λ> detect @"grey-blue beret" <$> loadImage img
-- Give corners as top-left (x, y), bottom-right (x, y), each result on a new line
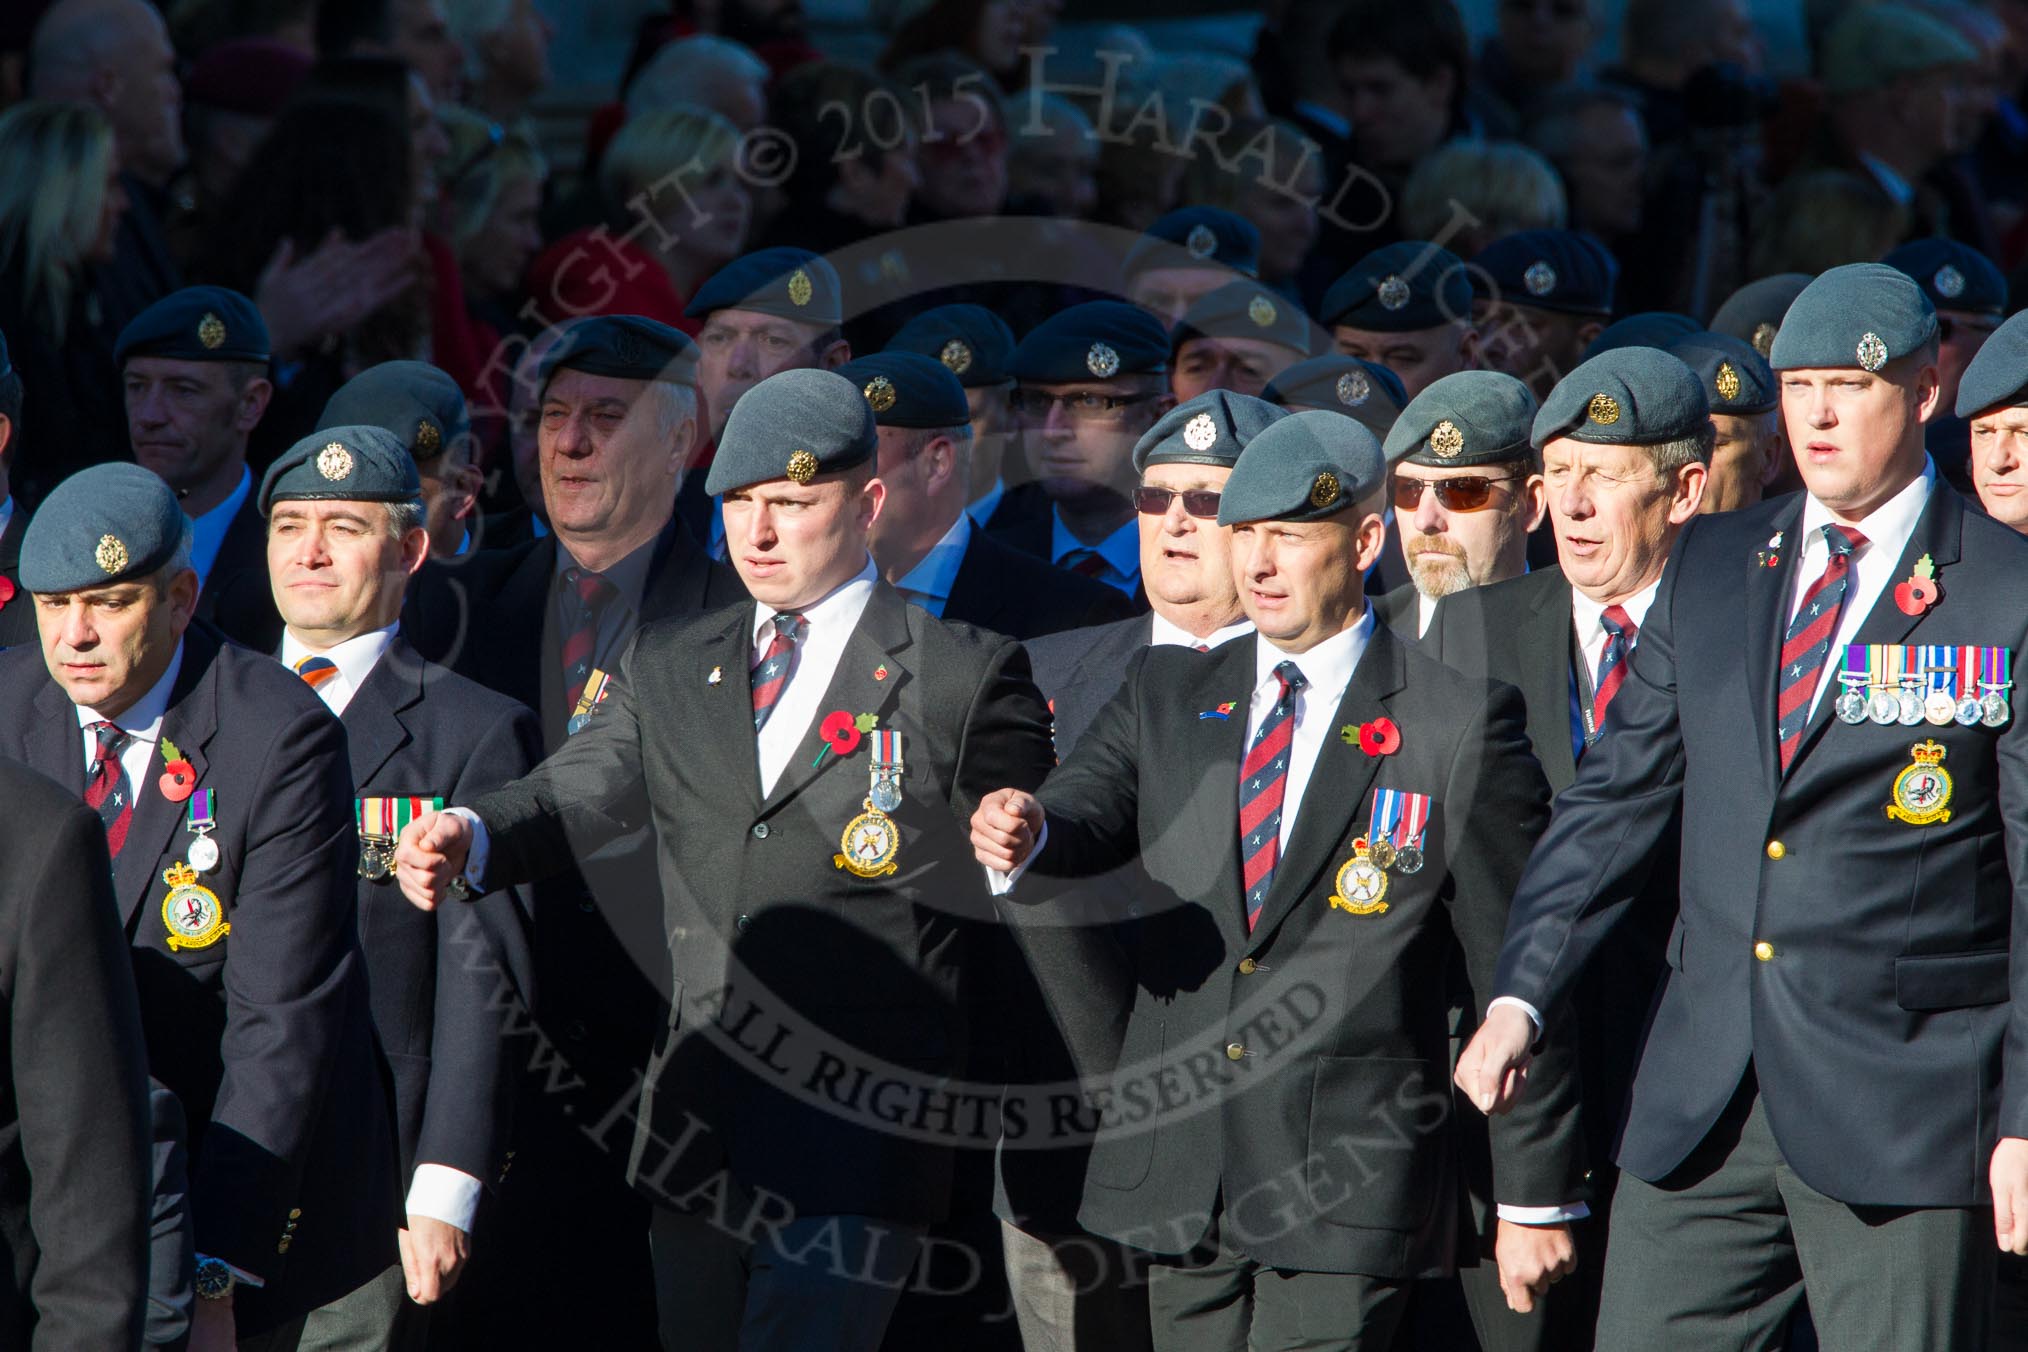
top-left (1012, 302), bottom-right (1169, 383)
top-left (1172, 282), bottom-right (1312, 357)
top-left (1954, 310), bottom-right (2028, 419)
top-left (836, 351), bottom-right (970, 429)
top-left (115, 285), bottom-right (270, 366)
top-left (685, 247), bottom-right (844, 327)
top-left (1668, 332), bottom-right (1778, 416)
top-left (1533, 347), bottom-right (1710, 449)
top-left (1262, 355), bottom-right (1408, 440)
top-left (1710, 273), bottom-right (1811, 359)
top-left (705, 368), bottom-right (877, 495)
top-left (886, 304), bottom-right (1016, 387)
top-left (1472, 230), bottom-right (1618, 318)
top-left (259, 425), bottom-right (422, 514)
top-left (20, 464), bottom-right (186, 592)
top-left (1884, 238), bottom-right (2007, 317)
top-left (1385, 370), bottom-right (1538, 467)
top-left (537, 314), bottom-right (696, 389)
top-left (1583, 311), bottom-right (1702, 360)
top-left (1133, 390), bottom-right (1287, 473)
top-left (1217, 409), bottom-right (1386, 526)
top-left (1321, 241), bottom-right (1473, 333)
top-left (316, 360), bottom-right (470, 463)
top-left (1125, 206), bottom-right (1261, 278)
top-left (1768, 262), bottom-right (1938, 372)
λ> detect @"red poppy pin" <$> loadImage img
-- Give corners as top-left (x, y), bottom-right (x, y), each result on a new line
top-left (158, 736), bottom-right (196, 802)
top-left (811, 711), bottom-right (879, 767)
top-left (1353, 718), bottom-right (1400, 757)
top-left (0, 575), bottom-right (14, 610)
top-left (1894, 554), bottom-right (1939, 617)
top-left (1198, 700), bottom-right (1238, 721)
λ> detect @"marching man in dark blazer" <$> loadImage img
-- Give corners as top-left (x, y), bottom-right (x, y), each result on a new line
top-left (1422, 348), bottom-right (1711, 1351)
top-left (0, 463), bottom-right (400, 1349)
top-left (0, 759), bottom-right (155, 1350)
top-left (846, 349), bottom-right (1134, 639)
top-left (261, 423), bottom-right (541, 1347)
top-left (116, 286), bottom-right (283, 652)
top-left (1458, 263), bottom-right (2028, 1348)
top-left (392, 367), bottom-right (1057, 1352)
top-left (972, 410), bottom-right (1586, 1350)
top-left (1026, 389), bottom-right (1285, 759)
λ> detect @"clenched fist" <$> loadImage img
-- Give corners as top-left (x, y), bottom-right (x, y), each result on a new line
top-left (394, 810), bottom-right (474, 911)
top-left (971, 788), bottom-right (1045, 874)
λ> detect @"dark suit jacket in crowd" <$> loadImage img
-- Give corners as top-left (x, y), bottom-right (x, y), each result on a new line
top-left (1021, 625), bottom-right (1584, 1276)
top-left (341, 637), bottom-right (541, 1191)
top-left (468, 583), bottom-right (1055, 1225)
top-left (1372, 583), bottom-right (1420, 642)
top-left (943, 522), bottom-right (1138, 641)
top-left (0, 628), bottom-right (401, 1336)
top-left (983, 491), bottom-right (1151, 616)
top-left (1495, 483), bottom-right (2028, 1206)
top-left (0, 760), bottom-right (154, 1351)
top-left (197, 493), bottom-right (283, 654)
top-left (1026, 614), bottom-right (1155, 760)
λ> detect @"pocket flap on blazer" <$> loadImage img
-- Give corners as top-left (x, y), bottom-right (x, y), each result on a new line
top-left (1894, 951), bottom-right (2009, 1011)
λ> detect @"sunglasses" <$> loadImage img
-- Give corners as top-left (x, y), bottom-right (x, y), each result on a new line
top-left (1133, 486), bottom-right (1223, 518)
top-left (1392, 475), bottom-right (1521, 512)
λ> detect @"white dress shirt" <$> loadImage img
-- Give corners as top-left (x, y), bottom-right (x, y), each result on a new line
top-left (280, 625), bottom-right (397, 716)
top-left (188, 467), bottom-right (252, 588)
top-left (1788, 459), bottom-right (1933, 717)
top-left (1149, 611), bottom-right (1254, 650)
top-left (893, 514), bottom-right (972, 618)
top-left (1571, 578), bottom-right (1662, 690)
top-left (1049, 510), bottom-right (1140, 596)
top-left (753, 560), bottom-right (878, 796)
top-left (1416, 589), bottom-right (1437, 639)
top-left (1240, 612), bottom-right (1372, 860)
top-left (77, 642), bottom-right (185, 792)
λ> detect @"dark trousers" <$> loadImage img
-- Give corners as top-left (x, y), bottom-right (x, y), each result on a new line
top-left (1146, 1213), bottom-right (1410, 1352)
top-left (1000, 1220), bottom-right (1154, 1352)
top-left (1596, 1077), bottom-right (1993, 1351)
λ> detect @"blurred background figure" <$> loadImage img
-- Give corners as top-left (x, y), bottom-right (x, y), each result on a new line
top-left (1399, 139), bottom-right (1568, 257)
top-left (439, 105), bottom-right (548, 343)
top-left (444, 0), bottom-right (553, 128)
top-left (1002, 92), bottom-right (1098, 219)
top-left (896, 53), bottom-right (1011, 222)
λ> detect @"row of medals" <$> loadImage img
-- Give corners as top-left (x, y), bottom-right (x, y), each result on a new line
top-left (1835, 678), bottom-right (2012, 729)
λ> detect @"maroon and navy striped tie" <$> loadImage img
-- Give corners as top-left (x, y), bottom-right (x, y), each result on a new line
top-left (82, 721), bottom-right (134, 858)
top-left (750, 612), bottom-right (806, 732)
top-left (560, 569), bottom-right (616, 718)
top-left (1239, 661), bottom-right (1305, 932)
top-left (1777, 524), bottom-right (1866, 770)
top-left (1591, 604), bottom-right (1637, 731)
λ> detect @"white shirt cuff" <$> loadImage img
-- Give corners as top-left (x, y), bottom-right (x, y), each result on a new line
top-left (1488, 995), bottom-right (1543, 1035)
top-left (405, 1163), bottom-right (483, 1232)
top-left (1497, 1202), bottom-right (1590, 1225)
top-left (986, 821), bottom-right (1048, 896)
top-left (445, 807), bottom-right (490, 891)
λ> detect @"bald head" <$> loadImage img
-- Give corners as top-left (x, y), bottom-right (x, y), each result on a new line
top-left (30, 0), bottom-right (183, 185)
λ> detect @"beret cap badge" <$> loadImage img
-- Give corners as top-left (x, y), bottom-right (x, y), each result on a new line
top-left (1183, 412), bottom-right (1219, 451)
top-left (785, 449), bottom-right (819, 484)
top-left (863, 376), bottom-right (897, 413)
top-left (1523, 261), bottom-right (1557, 297)
top-left (1856, 332), bottom-right (1889, 373)
top-left (197, 313), bottom-right (226, 350)
top-left (95, 534), bottom-right (129, 575)
top-left (1429, 419), bottom-right (1464, 458)
top-left (1934, 265), bottom-right (1965, 299)
top-left (1186, 223), bottom-right (1218, 258)
top-left (787, 269), bottom-right (814, 307)
top-left (1751, 322), bottom-right (1777, 357)
top-left (1586, 393), bottom-right (1622, 425)
top-left (939, 339), bottom-right (972, 375)
top-left (414, 420), bottom-right (442, 455)
top-left (1377, 275), bottom-right (1411, 312)
top-left (1715, 362), bottom-right (1741, 403)
top-left (1309, 471), bottom-right (1341, 508)
top-left (1086, 342), bottom-right (1120, 378)
top-left (1337, 371), bottom-right (1371, 406)
top-left (1247, 293), bottom-right (1278, 327)
top-left (316, 441), bottom-right (355, 481)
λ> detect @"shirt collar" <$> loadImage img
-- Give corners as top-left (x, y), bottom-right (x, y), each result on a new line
top-left (1857, 152), bottom-right (1916, 207)
top-left (281, 624), bottom-right (398, 692)
top-left (1150, 610), bottom-right (1254, 649)
top-left (967, 477), bottom-right (1006, 527)
top-left (1570, 574), bottom-right (1663, 642)
top-left (1797, 456), bottom-right (1934, 564)
top-left (0, 495), bottom-right (13, 543)
top-left (893, 513), bottom-right (971, 603)
top-left (752, 556), bottom-right (879, 645)
top-left (1252, 604), bottom-right (1375, 702)
top-left (556, 526), bottom-right (662, 609)
top-left (76, 638), bottom-right (185, 743)
top-left (1049, 510), bottom-right (1140, 580)
top-left (193, 467), bottom-right (252, 529)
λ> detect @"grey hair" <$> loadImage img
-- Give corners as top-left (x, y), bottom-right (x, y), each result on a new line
top-left (1647, 422), bottom-right (1716, 476)
top-left (386, 499), bottom-right (428, 539)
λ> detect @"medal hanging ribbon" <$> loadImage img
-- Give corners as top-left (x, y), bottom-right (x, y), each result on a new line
top-left (1869, 645), bottom-right (1890, 697)
top-left (868, 730), bottom-right (905, 813)
top-left (567, 669), bottom-right (611, 736)
top-left (1959, 645), bottom-right (1977, 703)
top-left (355, 798), bottom-right (445, 844)
top-left (1369, 786), bottom-right (1404, 846)
top-left (1367, 787), bottom-right (1431, 874)
top-left (187, 788), bottom-right (216, 834)
top-left (1841, 644), bottom-right (1867, 687)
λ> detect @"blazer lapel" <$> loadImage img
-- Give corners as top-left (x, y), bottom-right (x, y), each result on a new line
top-left (1245, 627), bottom-right (1403, 949)
top-left (342, 641), bottom-right (422, 789)
top-left (1746, 496), bottom-right (1809, 787)
top-left (640, 520), bottom-right (716, 622)
top-left (1182, 642), bottom-right (1254, 955)
top-left (1525, 576), bottom-right (1579, 792)
top-left (26, 679), bottom-right (81, 792)
top-left (694, 604), bottom-right (766, 806)
top-left (119, 635), bottom-right (220, 926)
top-left (1788, 484), bottom-right (1965, 772)
top-left (761, 587), bottom-right (915, 815)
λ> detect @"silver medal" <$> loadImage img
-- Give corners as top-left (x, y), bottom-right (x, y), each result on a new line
top-left (1957, 695), bottom-right (1984, 726)
top-left (358, 840), bottom-right (393, 882)
top-left (1868, 690), bottom-right (1900, 725)
top-left (1394, 846), bottom-right (1423, 874)
top-left (1836, 688), bottom-right (1868, 725)
top-left (870, 776), bottom-right (902, 813)
top-left (1983, 691), bottom-right (2011, 728)
top-left (1897, 687), bottom-right (1925, 726)
top-left (187, 833), bottom-right (220, 873)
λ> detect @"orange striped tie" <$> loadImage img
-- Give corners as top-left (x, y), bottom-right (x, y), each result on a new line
top-left (296, 655), bottom-right (339, 689)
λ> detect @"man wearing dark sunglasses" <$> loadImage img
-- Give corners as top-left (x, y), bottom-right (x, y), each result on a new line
top-left (1377, 371), bottom-right (1546, 639)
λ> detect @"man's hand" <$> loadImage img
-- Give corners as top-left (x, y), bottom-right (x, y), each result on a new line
top-left (1993, 1137), bottom-right (2028, 1253)
top-left (1455, 1003), bottom-right (1536, 1115)
top-left (971, 789), bottom-right (1044, 874)
top-left (188, 1294), bottom-right (235, 1351)
top-left (395, 810), bottom-right (474, 912)
top-left (255, 227), bottom-right (421, 357)
top-left (399, 1216), bottom-right (471, 1304)
top-left (1494, 1219), bottom-right (1576, 1314)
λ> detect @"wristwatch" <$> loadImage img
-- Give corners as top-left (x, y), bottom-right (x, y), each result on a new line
top-left (445, 873), bottom-right (473, 903)
top-left (194, 1255), bottom-right (235, 1301)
